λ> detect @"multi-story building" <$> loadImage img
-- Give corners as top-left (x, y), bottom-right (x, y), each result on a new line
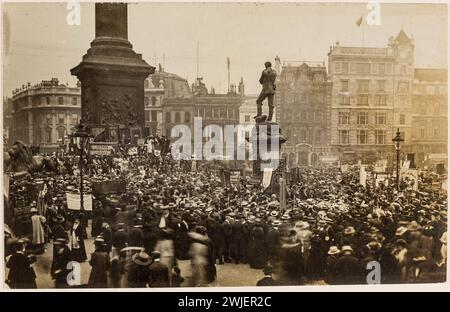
top-left (3, 97), bottom-right (14, 147)
top-left (193, 81), bottom-right (244, 157)
top-left (144, 76), bottom-right (164, 136)
top-left (411, 68), bottom-right (448, 168)
top-left (328, 30), bottom-right (415, 164)
top-left (11, 78), bottom-right (81, 152)
top-left (276, 62), bottom-right (332, 167)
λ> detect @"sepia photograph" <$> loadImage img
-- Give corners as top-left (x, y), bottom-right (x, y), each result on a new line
top-left (1, 1), bottom-right (448, 291)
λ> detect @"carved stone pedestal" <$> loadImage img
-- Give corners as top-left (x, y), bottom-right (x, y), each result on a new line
top-left (71, 3), bottom-right (154, 139)
top-left (247, 120), bottom-right (287, 184)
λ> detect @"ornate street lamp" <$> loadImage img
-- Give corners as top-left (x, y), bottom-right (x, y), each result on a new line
top-left (392, 128), bottom-right (404, 191)
top-left (71, 120), bottom-right (92, 211)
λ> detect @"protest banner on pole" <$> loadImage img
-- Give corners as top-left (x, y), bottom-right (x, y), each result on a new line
top-left (262, 168), bottom-right (273, 189)
top-left (359, 165), bottom-right (366, 188)
top-left (66, 193), bottom-right (93, 211)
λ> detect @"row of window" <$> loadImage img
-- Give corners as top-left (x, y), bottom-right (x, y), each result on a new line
top-left (414, 84), bottom-right (447, 95)
top-left (338, 112), bottom-right (406, 125)
top-left (285, 129), bottom-right (323, 144)
top-left (338, 129), bottom-right (388, 145)
top-left (282, 93), bottom-right (327, 104)
top-left (339, 80), bottom-right (409, 93)
top-left (283, 110), bottom-right (324, 122)
top-left (144, 96), bottom-right (160, 107)
top-left (39, 96), bottom-right (78, 106)
top-left (339, 94), bottom-right (387, 106)
top-left (334, 62), bottom-right (409, 75)
top-left (166, 111), bottom-right (191, 124)
top-left (45, 113), bottom-right (78, 125)
top-left (195, 108), bottom-right (239, 120)
top-left (145, 110), bottom-right (159, 122)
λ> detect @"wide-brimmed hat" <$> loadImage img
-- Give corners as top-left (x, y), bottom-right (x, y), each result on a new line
top-left (94, 236), bottom-right (105, 245)
top-left (328, 246), bottom-right (340, 255)
top-left (132, 251), bottom-right (152, 266)
top-left (366, 241), bottom-right (382, 252)
top-left (395, 226), bottom-right (408, 236)
top-left (272, 220), bottom-right (282, 226)
top-left (408, 221), bottom-right (422, 232)
top-left (295, 221), bottom-right (310, 230)
top-left (281, 213), bottom-right (290, 220)
top-left (30, 207), bottom-right (38, 213)
top-left (341, 245), bottom-right (354, 253)
top-left (343, 226), bottom-right (356, 235)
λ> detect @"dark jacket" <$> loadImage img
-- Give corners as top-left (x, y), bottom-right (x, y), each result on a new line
top-left (148, 260), bottom-right (170, 287)
top-left (6, 252), bottom-right (37, 289)
top-left (88, 251), bottom-right (110, 288)
top-left (259, 67), bottom-right (277, 94)
top-left (334, 254), bottom-right (362, 285)
top-left (256, 276), bottom-right (278, 286)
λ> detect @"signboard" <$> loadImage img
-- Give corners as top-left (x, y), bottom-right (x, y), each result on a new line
top-left (229, 170), bottom-right (242, 188)
top-left (374, 159), bottom-right (387, 173)
top-left (375, 173), bottom-right (389, 187)
top-left (89, 143), bottom-right (116, 156)
top-left (319, 156), bottom-right (339, 164)
top-left (66, 193), bottom-right (93, 211)
top-left (92, 181), bottom-right (126, 195)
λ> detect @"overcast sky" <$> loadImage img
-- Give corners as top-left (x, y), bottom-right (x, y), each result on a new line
top-left (2, 2), bottom-right (448, 96)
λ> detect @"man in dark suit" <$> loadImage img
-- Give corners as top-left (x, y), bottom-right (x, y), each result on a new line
top-left (148, 251), bottom-right (170, 287)
top-left (334, 246), bottom-right (362, 285)
top-left (255, 61), bottom-right (277, 121)
top-left (256, 265), bottom-right (278, 286)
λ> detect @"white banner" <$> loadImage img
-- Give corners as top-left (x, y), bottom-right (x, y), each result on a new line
top-left (442, 179), bottom-right (448, 191)
top-left (359, 166), bottom-right (366, 188)
top-left (262, 169), bottom-right (273, 189)
top-left (66, 193), bottom-right (93, 211)
top-left (340, 164), bottom-right (349, 173)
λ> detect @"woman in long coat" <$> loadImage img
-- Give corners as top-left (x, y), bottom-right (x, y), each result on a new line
top-left (30, 207), bottom-right (46, 253)
top-left (248, 220), bottom-right (267, 269)
top-left (70, 216), bottom-right (87, 262)
top-left (88, 237), bottom-right (111, 288)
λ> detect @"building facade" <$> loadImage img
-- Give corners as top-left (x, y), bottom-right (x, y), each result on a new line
top-left (3, 97), bottom-right (14, 147)
top-left (144, 76), bottom-right (164, 136)
top-left (411, 68), bottom-right (448, 168)
top-left (11, 78), bottom-right (81, 152)
top-left (328, 30), bottom-right (415, 164)
top-left (276, 62), bottom-right (332, 167)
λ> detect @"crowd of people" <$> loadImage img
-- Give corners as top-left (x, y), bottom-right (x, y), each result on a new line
top-left (4, 148), bottom-right (448, 288)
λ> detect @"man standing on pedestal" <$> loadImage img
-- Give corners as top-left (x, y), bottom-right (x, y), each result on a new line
top-left (255, 61), bottom-right (277, 122)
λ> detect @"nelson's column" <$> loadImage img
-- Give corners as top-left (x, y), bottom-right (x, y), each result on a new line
top-left (71, 3), bottom-right (154, 141)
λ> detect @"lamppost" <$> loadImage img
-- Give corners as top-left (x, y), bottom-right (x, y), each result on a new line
top-left (71, 120), bottom-right (92, 211)
top-left (392, 128), bottom-right (404, 191)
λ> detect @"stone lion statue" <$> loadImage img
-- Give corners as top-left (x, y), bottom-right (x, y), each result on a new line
top-left (4, 141), bottom-right (55, 175)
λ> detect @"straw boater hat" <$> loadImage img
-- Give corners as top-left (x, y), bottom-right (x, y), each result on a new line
top-left (132, 251), bottom-right (152, 266)
top-left (395, 226), bottom-right (408, 236)
top-left (343, 226), bottom-right (356, 235)
top-left (328, 246), bottom-right (340, 255)
top-left (341, 245), bottom-right (354, 254)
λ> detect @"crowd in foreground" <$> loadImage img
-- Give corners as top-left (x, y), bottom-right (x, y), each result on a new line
top-left (4, 151), bottom-right (448, 288)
